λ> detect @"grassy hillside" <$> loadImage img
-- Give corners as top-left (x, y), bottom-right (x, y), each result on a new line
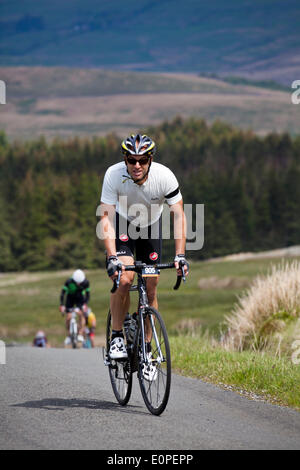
top-left (1, 67), bottom-right (279, 98)
top-left (1, 257), bottom-right (299, 346)
top-left (1, 67), bottom-right (299, 140)
top-left (0, 1), bottom-right (299, 84)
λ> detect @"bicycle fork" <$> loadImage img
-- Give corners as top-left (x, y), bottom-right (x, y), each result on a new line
top-left (139, 308), bottom-right (164, 365)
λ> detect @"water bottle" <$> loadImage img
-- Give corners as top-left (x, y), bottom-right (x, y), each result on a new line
top-left (127, 313), bottom-right (138, 343)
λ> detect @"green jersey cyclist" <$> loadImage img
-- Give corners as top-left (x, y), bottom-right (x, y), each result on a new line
top-left (59, 269), bottom-right (90, 346)
top-left (99, 134), bottom-right (189, 361)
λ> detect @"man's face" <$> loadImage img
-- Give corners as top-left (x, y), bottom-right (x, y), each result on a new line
top-left (125, 155), bottom-right (151, 183)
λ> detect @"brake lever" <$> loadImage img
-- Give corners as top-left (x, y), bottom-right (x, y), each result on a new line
top-left (173, 262), bottom-right (186, 290)
top-left (111, 268), bottom-right (122, 293)
top-left (181, 265), bottom-right (186, 282)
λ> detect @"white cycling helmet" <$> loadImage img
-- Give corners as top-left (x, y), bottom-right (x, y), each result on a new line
top-left (35, 331), bottom-right (46, 339)
top-left (72, 269), bottom-right (85, 284)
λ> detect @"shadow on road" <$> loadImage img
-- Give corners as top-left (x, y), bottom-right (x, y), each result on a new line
top-left (11, 398), bottom-right (147, 415)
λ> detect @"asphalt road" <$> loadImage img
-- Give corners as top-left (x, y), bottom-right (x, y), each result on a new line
top-left (0, 347), bottom-right (300, 450)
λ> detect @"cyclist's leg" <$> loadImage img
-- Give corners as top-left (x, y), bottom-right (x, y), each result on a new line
top-left (65, 296), bottom-right (75, 333)
top-left (137, 218), bottom-right (162, 297)
top-left (89, 327), bottom-right (96, 347)
top-left (111, 213), bottom-right (136, 331)
top-left (110, 255), bottom-right (134, 331)
top-left (75, 298), bottom-right (86, 337)
top-left (136, 217), bottom-right (162, 343)
top-left (146, 276), bottom-right (159, 309)
top-left (78, 312), bottom-right (85, 337)
top-left (65, 312), bottom-right (72, 331)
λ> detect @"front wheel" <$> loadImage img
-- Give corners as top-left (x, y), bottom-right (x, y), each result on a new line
top-left (70, 319), bottom-right (78, 349)
top-left (138, 307), bottom-right (171, 416)
top-left (106, 310), bottom-right (132, 406)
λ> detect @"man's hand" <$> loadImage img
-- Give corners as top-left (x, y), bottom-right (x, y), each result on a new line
top-left (174, 254), bottom-right (189, 277)
top-left (106, 255), bottom-right (124, 279)
top-left (59, 305), bottom-right (66, 315)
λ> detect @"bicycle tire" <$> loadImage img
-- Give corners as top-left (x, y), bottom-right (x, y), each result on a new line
top-left (106, 310), bottom-right (133, 406)
top-left (70, 320), bottom-right (77, 349)
top-left (137, 307), bottom-right (171, 416)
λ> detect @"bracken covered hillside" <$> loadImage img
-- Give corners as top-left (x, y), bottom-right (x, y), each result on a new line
top-left (0, 0), bottom-right (299, 84)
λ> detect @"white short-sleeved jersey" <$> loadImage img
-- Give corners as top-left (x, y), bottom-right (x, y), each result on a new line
top-left (101, 161), bottom-right (182, 227)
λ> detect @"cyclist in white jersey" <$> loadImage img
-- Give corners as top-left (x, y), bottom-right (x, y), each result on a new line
top-left (100, 134), bottom-right (189, 359)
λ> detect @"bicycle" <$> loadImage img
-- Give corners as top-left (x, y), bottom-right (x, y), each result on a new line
top-left (68, 307), bottom-right (80, 349)
top-left (102, 260), bottom-right (186, 416)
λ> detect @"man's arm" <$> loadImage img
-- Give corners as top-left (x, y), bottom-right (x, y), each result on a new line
top-left (59, 285), bottom-right (68, 312)
top-left (99, 202), bottom-right (117, 257)
top-left (170, 200), bottom-right (189, 275)
top-left (60, 285), bottom-right (67, 305)
top-left (83, 283), bottom-right (90, 304)
top-left (99, 202), bottom-right (125, 279)
top-left (170, 199), bottom-right (186, 255)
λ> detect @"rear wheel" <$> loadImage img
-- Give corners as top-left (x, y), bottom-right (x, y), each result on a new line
top-left (106, 310), bottom-right (132, 406)
top-left (138, 307), bottom-right (171, 416)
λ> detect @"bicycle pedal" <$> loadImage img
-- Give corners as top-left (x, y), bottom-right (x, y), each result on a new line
top-left (112, 356), bottom-right (128, 363)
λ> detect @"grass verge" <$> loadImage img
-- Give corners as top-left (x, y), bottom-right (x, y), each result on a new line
top-left (170, 335), bottom-right (300, 411)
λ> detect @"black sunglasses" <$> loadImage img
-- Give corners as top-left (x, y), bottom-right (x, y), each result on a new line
top-left (126, 156), bottom-right (150, 166)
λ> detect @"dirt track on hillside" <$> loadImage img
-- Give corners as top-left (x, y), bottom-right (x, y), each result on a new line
top-left (208, 246), bottom-right (300, 263)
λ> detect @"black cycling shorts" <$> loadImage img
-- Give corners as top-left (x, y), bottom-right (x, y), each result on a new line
top-left (115, 212), bottom-right (162, 264)
top-left (65, 295), bottom-right (85, 312)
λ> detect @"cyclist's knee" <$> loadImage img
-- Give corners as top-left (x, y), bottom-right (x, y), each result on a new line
top-left (119, 273), bottom-right (134, 291)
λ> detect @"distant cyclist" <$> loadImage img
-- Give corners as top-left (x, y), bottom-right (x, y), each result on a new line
top-left (33, 331), bottom-right (49, 348)
top-left (84, 308), bottom-right (97, 348)
top-left (99, 134), bottom-right (189, 361)
top-left (59, 269), bottom-right (90, 347)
